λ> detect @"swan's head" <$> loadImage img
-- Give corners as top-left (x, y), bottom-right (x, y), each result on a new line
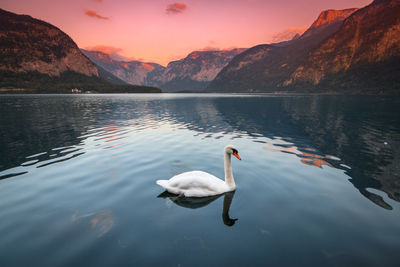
top-left (225, 145), bottom-right (241, 160)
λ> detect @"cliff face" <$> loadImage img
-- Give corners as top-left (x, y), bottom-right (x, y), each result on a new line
top-left (209, 0), bottom-right (400, 93)
top-left (285, 0), bottom-right (400, 90)
top-left (161, 49), bottom-right (246, 92)
top-left (81, 49), bottom-right (165, 86)
top-left (0, 9), bottom-right (98, 77)
top-left (208, 8), bottom-right (357, 92)
top-left (301, 9), bottom-right (358, 38)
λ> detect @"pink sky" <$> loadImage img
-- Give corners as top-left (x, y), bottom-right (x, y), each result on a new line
top-left (1, 0), bottom-right (372, 65)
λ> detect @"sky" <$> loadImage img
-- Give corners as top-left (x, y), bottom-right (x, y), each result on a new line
top-left (1, 0), bottom-right (372, 66)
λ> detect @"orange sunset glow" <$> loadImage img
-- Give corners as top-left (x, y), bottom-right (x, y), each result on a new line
top-left (1, 0), bottom-right (372, 65)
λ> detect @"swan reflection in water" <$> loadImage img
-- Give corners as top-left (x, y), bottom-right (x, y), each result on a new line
top-left (158, 191), bottom-right (238, 227)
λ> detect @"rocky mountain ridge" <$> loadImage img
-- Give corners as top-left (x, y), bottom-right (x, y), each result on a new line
top-left (83, 48), bottom-right (246, 92)
top-left (208, 0), bottom-right (400, 93)
top-left (0, 8), bottom-right (160, 93)
top-left (208, 8), bottom-right (358, 92)
top-left (299, 8), bottom-right (358, 40)
top-left (0, 8), bottom-right (98, 77)
top-left (161, 49), bottom-right (246, 92)
top-left (285, 0), bottom-right (400, 91)
top-left (81, 49), bottom-right (165, 87)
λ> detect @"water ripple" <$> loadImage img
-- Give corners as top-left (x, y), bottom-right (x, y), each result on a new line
top-left (1, 94), bottom-right (400, 266)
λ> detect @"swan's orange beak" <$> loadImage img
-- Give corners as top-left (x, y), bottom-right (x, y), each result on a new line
top-left (233, 151), bottom-right (241, 160)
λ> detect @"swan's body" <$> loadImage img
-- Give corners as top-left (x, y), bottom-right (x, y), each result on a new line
top-left (156, 145), bottom-right (241, 197)
top-left (156, 171), bottom-right (232, 197)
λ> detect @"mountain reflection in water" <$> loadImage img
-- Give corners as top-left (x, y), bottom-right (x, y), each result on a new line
top-left (213, 96), bottom-right (400, 209)
top-left (1, 94), bottom-right (400, 266)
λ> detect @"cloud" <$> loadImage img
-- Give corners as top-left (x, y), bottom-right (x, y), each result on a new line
top-left (86, 45), bottom-right (121, 55)
top-left (225, 46), bottom-right (242, 50)
top-left (198, 46), bottom-right (220, 51)
top-left (269, 27), bottom-right (307, 43)
top-left (123, 56), bottom-right (144, 62)
top-left (196, 46), bottom-right (247, 52)
top-left (85, 10), bottom-right (109, 20)
top-left (196, 41), bottom-right (220, 51)
top-left (166, 3), bottom-right (187, 14)
top-left (85, 45), bottom-right (144, 62)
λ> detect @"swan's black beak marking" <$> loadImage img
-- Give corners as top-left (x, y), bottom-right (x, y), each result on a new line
top-left (232, 149), bottom-right (241, 160)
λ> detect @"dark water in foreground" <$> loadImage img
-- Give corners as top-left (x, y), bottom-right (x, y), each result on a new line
top-left (0, 94), bottom-right (400, 266)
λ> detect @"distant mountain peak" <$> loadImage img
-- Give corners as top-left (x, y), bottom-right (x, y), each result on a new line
top-left (299, 8), bottom-right (358, 40)
top-left (141, 62), bottom-right (155, 71)
top-left (186, 48), bottom-right (247, 60)
top-left (81, 49), bottom-right (165, 86)
top-left (310, 8), bottom-right (359, 28)
top-left (81, 49), bottom-right (114, 63)
top-left (160, 48), bottom-right (247, 91)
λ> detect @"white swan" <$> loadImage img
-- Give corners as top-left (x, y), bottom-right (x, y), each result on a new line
top-left (156, 145), bottom-right (241, 197)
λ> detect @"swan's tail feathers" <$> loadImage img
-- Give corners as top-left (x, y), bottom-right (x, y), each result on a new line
top-left (156, 180), bottom-right (169, 189)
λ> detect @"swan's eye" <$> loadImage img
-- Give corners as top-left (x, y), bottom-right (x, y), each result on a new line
top-left (232, 149), bottom-right (238, 154)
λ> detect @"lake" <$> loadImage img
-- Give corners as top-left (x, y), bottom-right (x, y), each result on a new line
top-left (0, 94), bottom-right (400, 266)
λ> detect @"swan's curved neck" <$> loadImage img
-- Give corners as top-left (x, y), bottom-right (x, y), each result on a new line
top-left (224, 151), bottom-right (235, 188)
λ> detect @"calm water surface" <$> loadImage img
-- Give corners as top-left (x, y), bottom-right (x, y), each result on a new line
top-left (0, 94), bottom-right (400, 266)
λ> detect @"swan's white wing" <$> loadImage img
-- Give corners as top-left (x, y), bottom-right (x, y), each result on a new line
top-left (157, 171), bottom-right (229, 197)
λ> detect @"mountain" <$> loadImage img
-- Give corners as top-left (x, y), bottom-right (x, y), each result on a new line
top-left (284, 0), bottom-right (400, 92)
top-left (208, 8), bottom-right (358, 92)
top-left (96, 65), bottom-right (129, 85)
top-left (0, 8), bottom-right (98, 77)
top-left (161, 49), bottom-right (246, 92)
top-left (209, 0), bottom-right (400, 93)
top-left (0, 9), bottom-right (160, 93)
top-left (300, 9), bottom-right (359, 39)
top-left (81, 49), bottom-right (165, 87)
top-left (83, 48), bottom-right (246, 92)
